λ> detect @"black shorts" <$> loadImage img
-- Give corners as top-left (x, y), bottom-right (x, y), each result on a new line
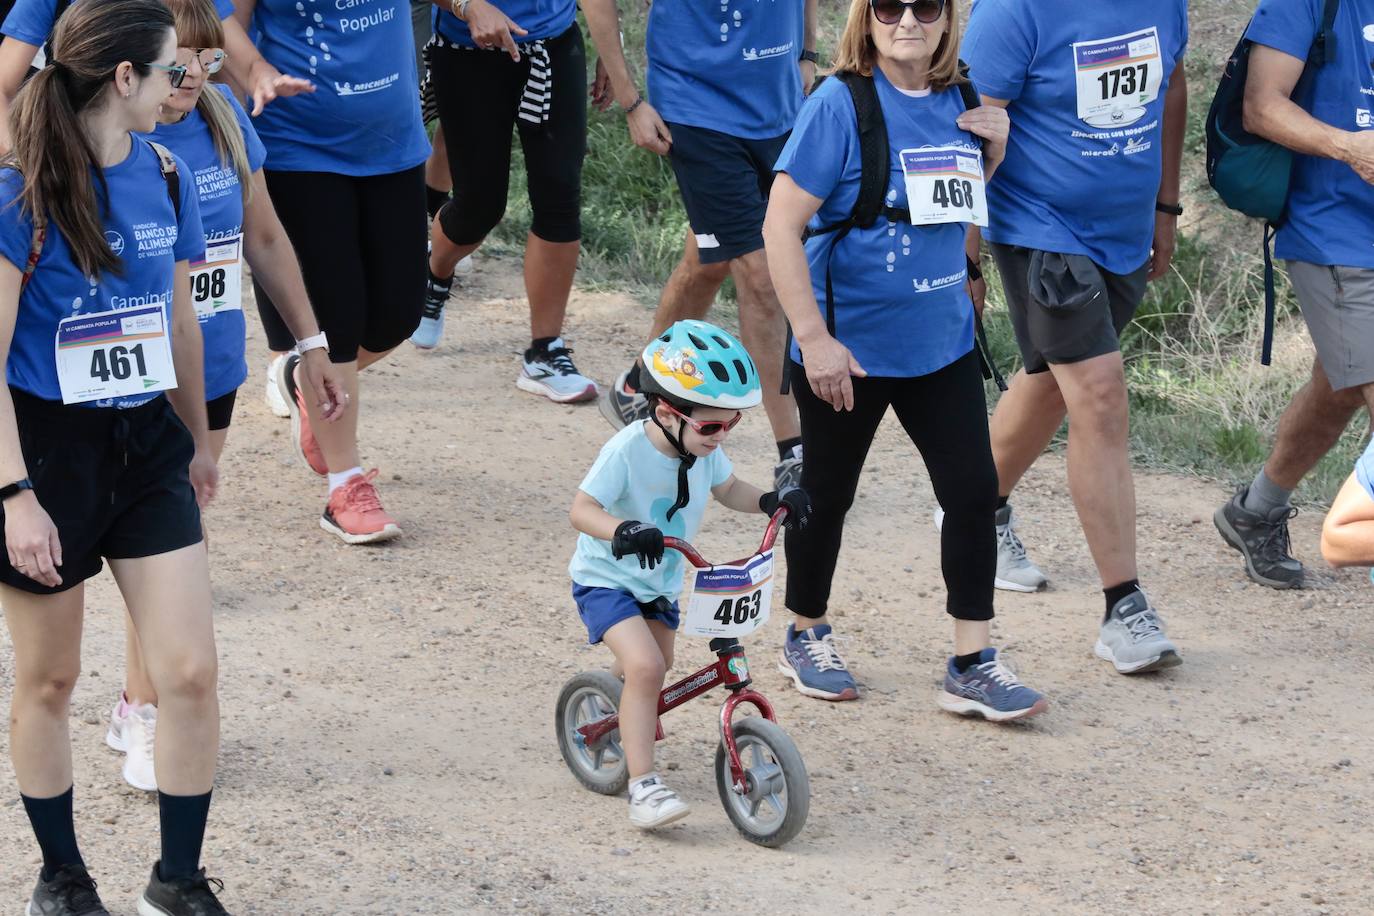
top-left (0, 390), bottom-right (203, 595)
top-left (990, 242), bottom-right (1149, 375)
top-left (666, 123), bottom-right (789, 265)
top-left (206, 388), bottom-right (237, 432)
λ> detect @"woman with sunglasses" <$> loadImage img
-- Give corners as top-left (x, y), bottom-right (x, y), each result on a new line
top-left (762, 0), bottom-right (1048, 718)
top-left (101, 0), bottom-right (348, 798)
top-left (236, 0), bottom-right (428, 544)
top-left (0, 0), bottom-right (237, 912)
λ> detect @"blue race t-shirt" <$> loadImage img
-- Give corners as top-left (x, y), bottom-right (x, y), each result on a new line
top-left (1247, 0), bottom-right (1374, 269)
top-left (645, 0), bottom-right (805, 139)
top-left (433, 0), bottom-right (576, 46)
top-left (0, 138), bottom-right (204, 408)
top-left (250, 0), bottom-right (429, 175)
top-left (963, 0), bottom-right (1188, 274)
top-left (774, 70), bottom-right (976, 378)
top-left (151, 85), bottom-right (267, 402)
top-left (2, 0), bottom-right (233, 46)
top-left (569, 421), bottom-right (734, 603)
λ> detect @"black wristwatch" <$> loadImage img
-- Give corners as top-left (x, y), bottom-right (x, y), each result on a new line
top-left (0, 478), bottom-right (33, 502)
top-left (799, 49), bottom-right (819, 64)
top-left (1156, 200), bottom-right (1183, 216)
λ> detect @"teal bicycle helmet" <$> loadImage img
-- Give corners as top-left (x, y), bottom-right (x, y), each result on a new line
top-left (637, 321), bottom-right (761, 521)
top-left (639, 320), bottom-right (762, 410)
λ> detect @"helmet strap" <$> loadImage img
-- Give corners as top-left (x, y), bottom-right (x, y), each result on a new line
top-left (649, 402), bottom-right (696, 521)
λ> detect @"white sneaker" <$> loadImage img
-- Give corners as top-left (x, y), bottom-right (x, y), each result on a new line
top-left (516, 337), bottom-right (598, 403)
top-left (628, 773), bottom-right (690, 829)
top-left (121, 704), bottom-right (158, 792)
top-left (454, 252), bottom-right (475, 275)
top-left (105, 694), bottom-right (132, 753)
top-left (264, 354), bottom-right (291, 418)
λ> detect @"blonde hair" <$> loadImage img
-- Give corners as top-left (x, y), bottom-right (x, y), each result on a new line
top-left (163, 0), bottom-right (252, 203)
top-left (831, 0), bottom-right (964, 91)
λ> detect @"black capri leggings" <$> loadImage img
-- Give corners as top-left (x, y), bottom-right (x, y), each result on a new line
top-left (258, 165), bottom-right (427, 362)
top-left (430, 24), bottom-right (587, 246)
top-left (785, 348), bottom-right (999, 622)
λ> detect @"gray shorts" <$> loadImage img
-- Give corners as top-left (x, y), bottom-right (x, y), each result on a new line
top-left (990, 242), bottom-right (1149, 375)
top-left (1287, 261), bottom-right (1374, 391)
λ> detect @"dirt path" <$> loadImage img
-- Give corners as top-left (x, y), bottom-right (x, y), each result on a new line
top-left (2, 252), bottom-right (1371, 915)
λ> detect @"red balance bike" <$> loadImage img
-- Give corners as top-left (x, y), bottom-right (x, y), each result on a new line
top-left (555, 509), bottom-right (809, 847)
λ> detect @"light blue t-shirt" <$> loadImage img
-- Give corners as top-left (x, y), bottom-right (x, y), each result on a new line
top-left (1357, 437), bottom-right (1374, 503)
top-left (774, 70), bottom-right (976, 378)
top-left (150, 86), bottom-right (267, 402)
top-left (433, 0), bottom-right (576, 46)
top-left (0, 138), bottom-right (205, 408)
top-left (250, 0), bottom-right (429, 176)
top-left (1247, 0), bottom-right (1374, 269)
top-left (963, 0), bottom-right (1189, 275)
top-left (569, 421), bottom-right (734, 603)
top-left (646, 0), bottom-right (805, 139)
top-left (2, 0), bottom-right (234, 46)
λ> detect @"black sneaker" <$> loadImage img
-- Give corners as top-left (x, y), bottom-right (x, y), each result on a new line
top-left (138, 864), bottom-right (229, 916)
top-left (28, 864), bottom-right (109, 916)
top-left (1213, 486), bottom-right (1304, 589)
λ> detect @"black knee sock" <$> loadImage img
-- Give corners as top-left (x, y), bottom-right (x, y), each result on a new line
top-left (425, 185), bottom-right (449, 221)
top-left (953, 651), bottom-right (984, 673)
top-left (625, 361), bottom-right (642, 393)
top-left (1103, 579), bottom-right (1141, 618)
top-left (22, 787), bottom-right (83, 881)
top-left (996, 495), bottom-right (1009, 510)
top-left (157, 790), bottom-right (212, 882)
top-left (427, 267), bottom-right (452, 290)
top-left (776, 436), bottom-right (803, 461)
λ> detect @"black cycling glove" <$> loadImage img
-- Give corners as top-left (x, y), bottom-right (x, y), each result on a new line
top-left (611, 520), bottom-right (666, 570)
top-left (759, 487), bottom-right (812, 530)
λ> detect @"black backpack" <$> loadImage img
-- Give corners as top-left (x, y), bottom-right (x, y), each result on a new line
top-left (1204, 0), bottom-right (1339, 364)
top-left (783, 65), bottom-right (1003, 394)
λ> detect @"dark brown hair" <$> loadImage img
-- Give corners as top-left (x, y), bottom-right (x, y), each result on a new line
top-left (5, 0), bottom-right (176, 277)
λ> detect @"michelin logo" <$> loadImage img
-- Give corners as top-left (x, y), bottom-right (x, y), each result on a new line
top-left (1123, 136), bottom-right (1152, 155)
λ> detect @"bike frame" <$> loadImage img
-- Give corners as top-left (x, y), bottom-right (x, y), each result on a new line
top-left (576, 509), bottom-right (789, 794)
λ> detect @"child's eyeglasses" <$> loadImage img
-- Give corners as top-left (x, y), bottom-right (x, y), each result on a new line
top-left (660, 401), bottom-right (742, 436)
top-left (181, 47), bottom-right (226, 74)
top-left (870, 0), bottom-right (945, 25)
top-left (145, 63), bottom-right (189, 88)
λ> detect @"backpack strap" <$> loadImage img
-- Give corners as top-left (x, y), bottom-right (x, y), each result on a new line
top-left (145, 139), bottom-right (181, 222)
top-left (1312, 0), bottom-right (1340, 67)
top-left (19, 221), bottom-right (45, 293)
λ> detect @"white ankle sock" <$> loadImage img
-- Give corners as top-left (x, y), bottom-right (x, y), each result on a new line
top-left (328, 467), bottom-right (363, 494)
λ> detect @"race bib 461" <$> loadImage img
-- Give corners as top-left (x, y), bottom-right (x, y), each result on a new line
top-left (54, 304), bottom-right (176, 404)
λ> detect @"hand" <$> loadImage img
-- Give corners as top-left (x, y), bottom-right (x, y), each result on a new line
top-left (956, 104), bottom-right (1009, 168)
top-left (466, 0), bottom-right (528, 61)
top-left (5, 492), bottom-right (62, 587)
top-left (1147, 211), bottom-right (1177, 282)
top-left (967, 272), bottom-right (987, 318)
top-left (1339, 129), bottom-right (1374, 185)
top-left (611, 519), bottom-right (665, 570)
top-left (800, 333), bottom-right (866, 412)
top-left (189, 447), bottom-right (219, 509)
top-left (799, 59), bottom-right (817, 95)
top-left (759, 487), bottom-right (812, 530)
top-left (247, 60), bottom-right (315, 117)
top-left (298, 348), bottom-right (348, 422)
top-left (626, 100), bottom-right (672, 155)
top-left (589, 57), bottom-right (614, 112)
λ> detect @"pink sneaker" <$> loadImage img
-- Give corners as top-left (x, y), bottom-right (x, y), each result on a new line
top-left (321, 470), bottom-right (401, 544)
top-left (278, 353), bottom-right (327, 476)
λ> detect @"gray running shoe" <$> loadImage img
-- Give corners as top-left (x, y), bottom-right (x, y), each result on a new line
top-left (774, 446), bottom-right (803, 491)
top-left (28, 865), bottom-right (109, 915)
top-left (1094, 591), bottom-right (1182, 674)
top-left (598, 369), bottom-right (650, 430)
top-left (1213, 487), bottom-right (1304, 589)
top-left (934, 504), bottom-right (1048, 592)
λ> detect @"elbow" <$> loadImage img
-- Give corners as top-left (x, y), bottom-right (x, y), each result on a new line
top-left (1241, 96), bottom-right (1275, 139)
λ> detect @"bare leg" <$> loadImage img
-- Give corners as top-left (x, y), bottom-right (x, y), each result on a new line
top-left (111, 546), bottom-right (218, 795)
top-left (600, 617), bottom-right (667, 780)
top-left (302, 360), bottom-right (361, 474)
top-left (123, 612), bottom-right (157, 707)
top-left (953, 618), bottom-right (990, 656)
top-left (428, 212), bottom-right (481, 279)
top-left (649, 232), bottom-right (730, 337)
top-left (730, 248), bottom-right (800, 443)
top-left (525, 233), bottom-right (579, 341)
top-left (3, 584), bottom-right (85, 797)
top-left (988, 368), bottom-right (1067, 497)
top-left (1263, 357), bottom-right (1366, 489)
top-left (1046, 351), bottom-right (1136, 586)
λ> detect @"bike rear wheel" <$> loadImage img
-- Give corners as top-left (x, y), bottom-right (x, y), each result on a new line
top-left (555, 671), bottom-right (629, 796)
top-left (714, 717), bottom-right (809, 847)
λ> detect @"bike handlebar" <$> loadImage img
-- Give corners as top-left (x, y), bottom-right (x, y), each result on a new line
top-left (663, 506), bottom-right (789, 569)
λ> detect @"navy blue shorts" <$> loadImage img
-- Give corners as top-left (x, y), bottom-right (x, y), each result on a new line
top-left (666, 122), bottom-right (789, 265)
top-left (572, 583), bottom-right (680, 645)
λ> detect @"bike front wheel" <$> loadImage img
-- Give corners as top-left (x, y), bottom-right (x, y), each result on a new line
top-left (555, 670), bottom-right (629, 796)
top-left (714, 717), bottom-right (809, 847)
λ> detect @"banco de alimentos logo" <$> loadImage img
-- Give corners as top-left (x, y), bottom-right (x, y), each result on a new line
top-left (105, 230), bottom-right (124, 256)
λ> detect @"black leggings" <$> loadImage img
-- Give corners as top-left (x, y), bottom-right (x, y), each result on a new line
top-left (430, 24), bottom-right (586, 246)
top-left (785, 349), bottom-right (998, 622)
top-left (258, 165), bottom-right (427, 362)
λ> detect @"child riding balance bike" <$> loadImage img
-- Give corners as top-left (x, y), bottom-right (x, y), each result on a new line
top-left (561, 321), bottom-right (812, 837)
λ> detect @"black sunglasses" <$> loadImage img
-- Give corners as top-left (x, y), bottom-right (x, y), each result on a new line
top-left (144, 62), bottom-right (189, 88)
top-left (870, 0), bottom-right (946, 25)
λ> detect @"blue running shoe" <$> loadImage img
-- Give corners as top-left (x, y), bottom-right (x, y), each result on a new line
top-left (938, 647), bottom-right (1048, 722)
top-left (778, 624), bottom-right (859, 701)
top-left (411, 271), bottom-right (452, 350)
